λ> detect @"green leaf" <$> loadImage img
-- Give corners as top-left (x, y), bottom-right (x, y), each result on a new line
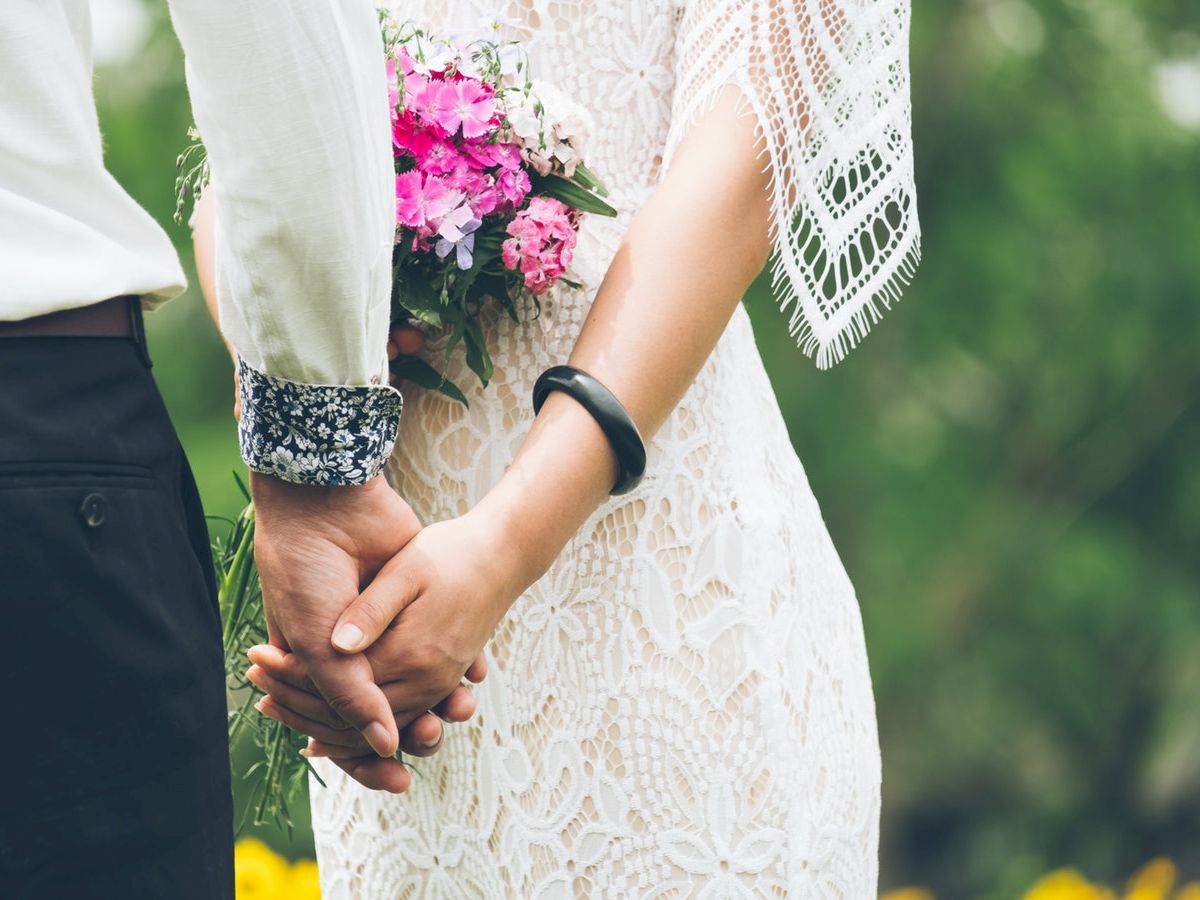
top-left (572, 162), bottom-right (610, 197)
top-left (530, 174), bottom-right (619, 217)
top-left (463, 317), bottom-right (494, 387)
top-left (390, 356), bottom-right (469, 405)
top-left (409, 307), bottom-right (444, 329)
top-left (232, 470), bottom-right (251, 502)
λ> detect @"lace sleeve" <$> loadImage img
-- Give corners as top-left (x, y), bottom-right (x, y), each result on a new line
top-left (663, 0), bottom-right (920, 368)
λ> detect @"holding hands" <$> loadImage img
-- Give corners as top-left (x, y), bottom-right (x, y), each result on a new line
top-left (249, 511), bottom-right (523, 792)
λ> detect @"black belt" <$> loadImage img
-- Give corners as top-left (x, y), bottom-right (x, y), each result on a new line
top-left (0, 296), bottom-right (141, 339)
top-left (0, 296), bottom-right (152, 367)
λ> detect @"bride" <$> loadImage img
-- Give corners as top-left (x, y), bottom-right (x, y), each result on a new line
top-left (197, 0), bottom-right (918, 895)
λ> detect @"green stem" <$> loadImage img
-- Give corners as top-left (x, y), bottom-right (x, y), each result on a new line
top-left (220, 504), bottom-right (256, 649)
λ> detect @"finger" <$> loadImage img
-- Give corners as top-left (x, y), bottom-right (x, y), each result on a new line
top-left (300, 739), bottom-right (385, 760)
top-left (390, 325), bottom-right (426, 356)
top-left (386, 337), bottom-right (399, 361)
top-left (300, 649), bottom-right (399, 757)
top-left (464, 652), bottom-right (488, 684)
top-left (399, 713), bottom-right (444, 758)
top-left (247, 665), bottom-right (349, 732)
top-left (326, 752), bottom-right (412, 794)
top-left (432, 684), bottom-right (477, 723)
top-left (256, 696), bottom-right (371, 750)
top-left (248, 645), bottom-right (316, 692)
top-left (331, 556), bottom-right (423, 654)
top-left (254, 644), bottom-right (463, 726)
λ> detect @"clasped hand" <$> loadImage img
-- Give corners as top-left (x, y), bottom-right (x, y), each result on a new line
top-left (249, 479), bottom-right (516, 793)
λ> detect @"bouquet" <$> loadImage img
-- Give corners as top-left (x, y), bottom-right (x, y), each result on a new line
top-left (381, 14), bottom-right (616, 401)
top-left (178, 15), bottom-right (615, 829)
top-left (179, 13), bottom-right (616, 403)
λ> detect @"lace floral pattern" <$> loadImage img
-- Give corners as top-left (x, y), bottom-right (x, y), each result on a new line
top-left (236, 357), bottom-right (403, 486)
top-left (310, 1), bottom-right (893, 896)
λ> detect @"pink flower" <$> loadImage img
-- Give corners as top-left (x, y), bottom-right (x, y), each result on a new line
top-left (496, 167), bottom-right (531, 207)
top-left (524, 196), bottom-right (577, 241)
top-left (402, 72), bottom-right (430, 114)
top-left (395, 171), bottom-right (458, 230)
top-left (434, 79), bottom-right (497, 139)
top-left (501, 196), bottom-right (578, 295)
top-left (417, 138), bottom-right (466, 175)
top-left (392, 112), bottom-right (435, 157)
top-left (396, 46), bottom-right (416, 76)
top-left (470, 183), bottom-right (501, 217)
top-left (463, 141), bottom-right (523, 171)
top-left (409, 79), bottom-right (451, 134)
top-left (490, 142), bottom-right (524, 170)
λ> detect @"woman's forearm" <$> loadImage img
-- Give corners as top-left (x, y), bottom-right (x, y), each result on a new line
top-left (476, 87), bottom-right (773, 589)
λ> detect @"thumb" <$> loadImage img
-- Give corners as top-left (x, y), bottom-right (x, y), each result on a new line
top-left (331, 553), bottom-right (423, 654)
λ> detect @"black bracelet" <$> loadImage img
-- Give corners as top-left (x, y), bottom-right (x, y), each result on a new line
top-left (532, 366), bottom-right (647, 496)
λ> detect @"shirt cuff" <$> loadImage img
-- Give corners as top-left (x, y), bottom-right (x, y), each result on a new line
top-left (236, 356), bottom-right (403, 486)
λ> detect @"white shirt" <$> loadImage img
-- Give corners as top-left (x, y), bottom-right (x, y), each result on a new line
top-left (0, 0), bottom-right (393, 387)
top-left (0, 1), bottom-right (403, 485)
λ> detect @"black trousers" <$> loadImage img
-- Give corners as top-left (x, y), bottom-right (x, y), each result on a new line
top-left (0, 336), bottom-right (234, 899)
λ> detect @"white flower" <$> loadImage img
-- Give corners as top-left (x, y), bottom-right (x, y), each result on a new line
top-left (551, 142), bottom-right (580, 177)
top-left (403, 34), bottom-right (458, 76)
top-left (524, 149), bottom-right (553, 176)
top-left (501, 81), bottom-right (593, 179)
top-left (497, 44), bottom-right (523, 77)
top-left (535, 81), bottom-right (593, 150)
top-left (450, 43), bottom-right (483, 80)
top-left (477, 13), bottom-right (521, 30)
top-left (502, 88), bottom-right (543, 144)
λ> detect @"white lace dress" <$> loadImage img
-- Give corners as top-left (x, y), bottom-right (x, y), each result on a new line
top-left (312, 2), bottom-right (919, 897)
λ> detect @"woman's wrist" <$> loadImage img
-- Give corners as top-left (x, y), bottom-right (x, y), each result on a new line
top-left (474, 391), bottom-right (618, 590)
top-left (447, 507), bottom-right (530, 625)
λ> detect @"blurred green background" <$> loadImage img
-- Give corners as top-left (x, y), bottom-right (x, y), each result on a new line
top-left (89, 0), bottom-right (1199, 895)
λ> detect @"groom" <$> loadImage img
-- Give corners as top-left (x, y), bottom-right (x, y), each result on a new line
top-left (0, 3), bottom-right (465, 897)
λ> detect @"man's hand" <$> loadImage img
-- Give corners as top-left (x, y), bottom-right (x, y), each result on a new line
top-left (250, 472), bottom-right (423, 774)
top-left (246, 644), bottom-right (487, 791)
top-left (250, 511), bottom-right (529, 790)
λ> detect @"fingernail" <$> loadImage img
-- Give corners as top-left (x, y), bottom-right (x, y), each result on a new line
top-left (332, 623), bottom-right (364, 652)
top-left (254, 698), bottom-right (266, 714)
top-left (299, 748), bottom-right (313, 758)
top-left (420, 736), bottom-right (442, 750)
top-left (364, 721), bottom-right (393, 757)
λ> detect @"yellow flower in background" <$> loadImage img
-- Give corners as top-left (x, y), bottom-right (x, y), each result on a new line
top-left (880, 888), bottom-right (936, 900)
top-left (287, 858), bottom-right (323, 900)
top-left (234, 838), bottom-right (289, 900)
top-left (234, 838), bottom-right (321, 900)
top-left (1022, 868), bottom-right (1116, 900)
top-left (1125, 858), bottom-right (1177, 900)
top-left (226, 847), bottom-right (1197, 900)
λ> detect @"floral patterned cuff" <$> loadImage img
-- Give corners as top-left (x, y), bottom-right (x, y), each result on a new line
top-left (236, 357), bottom-right (403, 486)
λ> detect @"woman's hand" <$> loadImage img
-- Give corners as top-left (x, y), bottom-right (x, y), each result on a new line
top-left (247, 643), bottom-right (488, 792)
top-left (331, 510), bottom-right (523, 670)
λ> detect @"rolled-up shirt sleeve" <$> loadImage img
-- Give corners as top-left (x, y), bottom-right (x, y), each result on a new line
top-left (166, 0), bottom-right (400, 485)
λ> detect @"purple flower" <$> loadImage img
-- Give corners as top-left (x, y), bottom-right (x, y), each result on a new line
top-left (436, 208), bottom-right (482, 270)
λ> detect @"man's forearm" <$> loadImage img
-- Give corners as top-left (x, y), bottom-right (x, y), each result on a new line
top-left (168, 0), bottom-right (399, 485)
